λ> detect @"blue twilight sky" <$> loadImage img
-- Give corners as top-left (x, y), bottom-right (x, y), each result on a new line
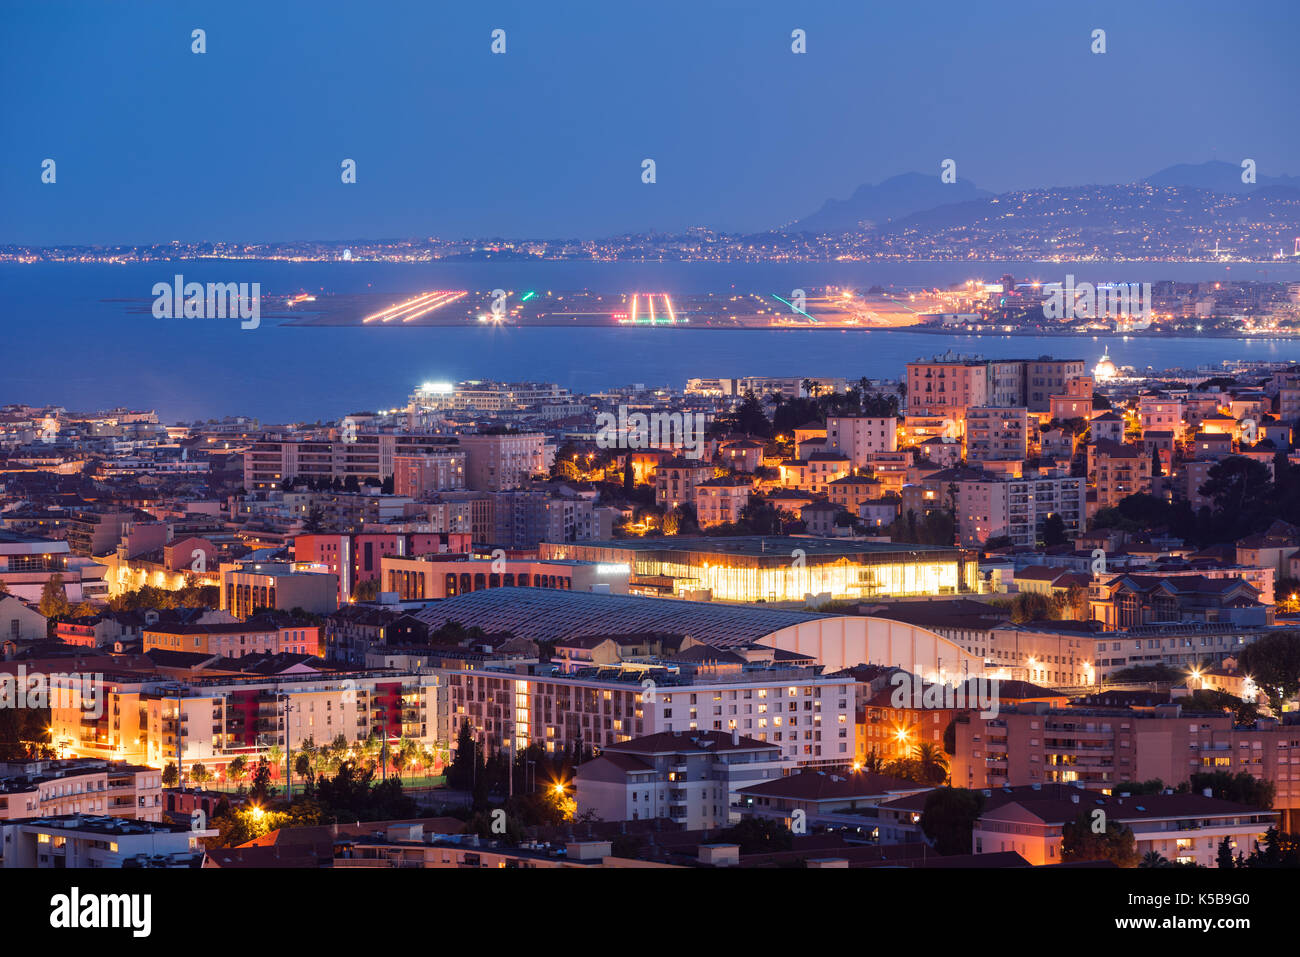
top-left (2, 0), bottom-right (1298, 246)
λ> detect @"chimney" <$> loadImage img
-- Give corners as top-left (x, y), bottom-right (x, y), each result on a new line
top-left (1071, 794), bottom-right (1079, 804)
top-left (1203, 787), bottom-right (1213, 798)
top-left (731, 728), bottom-right (739, 746)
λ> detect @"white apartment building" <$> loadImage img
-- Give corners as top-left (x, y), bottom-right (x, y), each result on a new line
top-left (0, 814), bottom-right (215, 868)
top-left (0, 760), bottom-right (164, 823)
top-left (826, 415), bottom-right (897, 468)
top-left (47, 670), bottom-right (441, 774)
top-left (574, 730), bottom-right (792, 829)
top-left (446, 666), bottom-right (857, 769)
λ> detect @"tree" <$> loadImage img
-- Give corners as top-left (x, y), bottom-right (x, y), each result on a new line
top-left (1010, 591), bottom-right (1055, 624)
top-left (1238, 631), bottom-right (1300, 715)
top-left (190, 763), bottom-right (209, 787)
top-left (1041, 512), bottom-right (1068, 547)
top-left (227, 756), bottom-right (248, 790)
top-left (447, 719), bottom-right (478, 790)
top-left (1217, 835), bottom-right (1237, 869)
top-left (914, 743), bottom-right (949, 785)
top-left (920, 787), bottom-right (984, 855)
top-left (249, 758), bottom-right (274, 803)
top-left (303, 506), bottom-right (325, 533)
top-left (1199, 456), bottom-right (1273, 520)
top-left (162, 762), bottom-right (178, 788)
top-left (716, 817), bottom-right (793, 855)
top-left (38, 574), bottom-right (70, 619)
top-left (1180, 689), bottom-right (1259, 726)
top-left (1061, 811), bottom-right (1140, 867)
top-left (1189, 771), bottom-right (1274, 810)
top-left (1240, 826), bottom-right (1300, 868)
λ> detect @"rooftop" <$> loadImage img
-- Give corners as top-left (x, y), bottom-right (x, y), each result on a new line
top-left (414, 587), bottom-right (828, 647)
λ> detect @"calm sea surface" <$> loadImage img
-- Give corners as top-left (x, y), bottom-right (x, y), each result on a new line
top-left (5, 260), bottom-right (1300, 422)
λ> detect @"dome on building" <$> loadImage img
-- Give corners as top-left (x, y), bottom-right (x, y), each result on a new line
top-left (1093, 349), bottom-right (1117, 381)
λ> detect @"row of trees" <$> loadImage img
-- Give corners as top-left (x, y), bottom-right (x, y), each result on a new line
top-left (281, 474), bottom-right (394, 494)
top-left (1093, 454), bottom-right (1299, 547)
top-left (165, 733), bottom-right (446, 798)
top-left (105, 582), bottom-right (219, 613)
top-left (206, 759), bottom-right (421, 847)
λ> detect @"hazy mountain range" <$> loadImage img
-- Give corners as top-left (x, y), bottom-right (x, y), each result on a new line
top-left (791, 161), bottom-right (1300, 235)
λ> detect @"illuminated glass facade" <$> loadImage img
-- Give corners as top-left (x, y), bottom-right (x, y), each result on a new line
top-left (540, 537), bottom-right (976, 603)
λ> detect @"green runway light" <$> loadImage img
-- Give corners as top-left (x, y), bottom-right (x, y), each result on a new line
top-left (771, 294), bottom-right (817, 322)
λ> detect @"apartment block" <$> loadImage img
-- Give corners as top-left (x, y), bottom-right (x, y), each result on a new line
top-left (143, 621), bottom-right (321, 658)
top-left (0, 760), bottom-right (164, 822)
top-left (825, 415), bottom-right (897, 468)
top-left (965, 407), bottom-right (1031, 464)
top-left (574, 730), bottom-right (791, 829)
top-left (48, 670), bottom-right (441, 773)
top-left (446, 666), bottom-right (857, 769)
top-left (243, 434), bottom-right (464, 490)
top-left (459, 432), bottom-right (547, 491)
top-left (392, 450), bottom-right (467, 496)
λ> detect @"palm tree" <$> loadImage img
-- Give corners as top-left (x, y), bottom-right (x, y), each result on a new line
top-left (913, 742), bottom-right (949, 785)
top-left (1140, 851), bottom-right (1170, 868)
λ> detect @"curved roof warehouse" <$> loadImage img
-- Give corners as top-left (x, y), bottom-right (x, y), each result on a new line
top-left (413, 587), bottom-right (983, 678)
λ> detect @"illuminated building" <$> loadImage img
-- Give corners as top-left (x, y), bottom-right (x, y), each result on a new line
top-left (444, 660), bottom-right (858, 768)
top-left (971, 791), bottom-right (1274, 867)
top-left (825, 414), bottom-right (897, 467)
top-left (295, 531), bottom-right (471, 603)
top-left (392, 450), bottom-right (467, 496)
top-left (1089, 440), bottom-right (1152, 512)
top-left (407, 380), bottom-right (570, 412)
top-left (142, 620), bottom-right (320, 658)
top-left (414, 586), bottom-right (985, 678)
top-left (907, 356), bottom-right (1086, 416)
top-left (692, 476), bottom-right (754, 526)
top-left (575, 731), bottom-right (791, 829)
top-left (47, 669), bottom-right (440, 773)
top-left (380, 554), bottom-right (629, 600)
top-left (0, 760), bottom-right (163, 822)
top-left (964, 407), bottom-right (1031, 464)
top-left (540, 536), bottom-right (976, 603)
top-left (0, 815), bottom-right (215, 868)
top-left (1092, 349), bottom-right (1117, 381)
top-left (218, 561), bottom-right (338, 618)
top-left (951, 705), bottom-right (1300, 830)
top-left (242, 433), bottom-right (465, 491)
